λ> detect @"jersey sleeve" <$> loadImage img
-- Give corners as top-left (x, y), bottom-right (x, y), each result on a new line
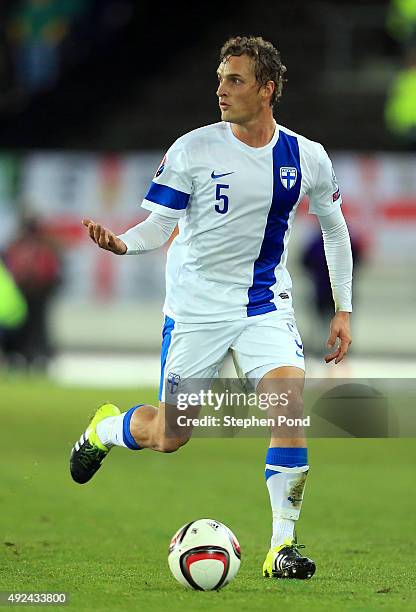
top-left (141, 139), bottom-right (192, 219)
top-left (308, 145), bottom-right (342, 216)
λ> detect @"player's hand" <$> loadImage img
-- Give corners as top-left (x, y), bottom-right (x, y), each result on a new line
top-left (325, 311), bottom-right (352, 364)
top-left (82, 219), bottom-right (127, 255)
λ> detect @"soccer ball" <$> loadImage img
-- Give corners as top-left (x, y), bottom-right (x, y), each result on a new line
top-left (168, 518), bottom-right (241, 590)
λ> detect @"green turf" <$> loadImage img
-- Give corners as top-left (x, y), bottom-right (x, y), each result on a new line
top-left (0, 376), bottom-right (415, 611)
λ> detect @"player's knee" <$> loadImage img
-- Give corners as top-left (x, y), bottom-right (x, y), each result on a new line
top-left (285, 389), bottom-right (304, 419)
top-left (268, 386), bottom-right (304, 419)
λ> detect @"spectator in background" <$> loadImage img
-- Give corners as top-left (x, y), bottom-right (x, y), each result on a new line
top-left (0, 260), bottom-right (27, 364)
top-left (385, 46), bottom-right (416, 148)
top-left (6, 0), bottom-right (84, 93)
top-left (301, 230), bottom-right (363, 357)
top-left (3, 216), bottom-right (62, 369)
top-left (387, 0), bottom-right (416, 47)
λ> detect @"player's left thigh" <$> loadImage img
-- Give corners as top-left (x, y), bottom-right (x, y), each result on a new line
top-left (232, 314), bottom-right (306, 441)
top-left (257, 366), bottom-right (305, 421)
top-left (257, 367), bottom-right (306, 443)
top-left (231, 311), bottom-right (305, 390)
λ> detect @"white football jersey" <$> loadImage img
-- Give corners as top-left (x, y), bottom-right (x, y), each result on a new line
top-left (141, 121), bottom-right (342, 322)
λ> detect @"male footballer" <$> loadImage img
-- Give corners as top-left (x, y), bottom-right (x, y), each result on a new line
top-left (70, 36), bottom-right (352, 580)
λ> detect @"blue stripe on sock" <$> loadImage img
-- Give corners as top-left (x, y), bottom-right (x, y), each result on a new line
top-left (122, 405), bottom-right (144, 450)
top-left (266, 447), bottom-right (308, 467)
top-left (265, 468), bottom-right (281, 480)
top-left (265, 447), bottom-right (308, 480)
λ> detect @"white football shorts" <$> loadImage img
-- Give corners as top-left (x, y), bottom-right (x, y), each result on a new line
top-left (158, 297), bottom-right (305, 402)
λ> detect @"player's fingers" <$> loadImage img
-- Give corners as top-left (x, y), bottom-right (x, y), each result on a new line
top-left (104, 229), bottom-right (115, 249)
top-left (93, 223), bottom-right (102, 244)
top-left (85, 221), bottom-right (97, 242)
top-left (324, 347), bottom-right (340, 363)
top-left (81, 218), bottom-right (96, 242)
top-left (326, 327), bottom-right (338, 348)
top-left (97, 228), bottom-right (110, 249)
top-left (90, 224), bottom-right (98, 241)
top-left (335, 342), bottom-right (349, 364)
top-left (107, 232), bottom-right (117, 249)
top-left (335, 335), bottom-right (352, 364)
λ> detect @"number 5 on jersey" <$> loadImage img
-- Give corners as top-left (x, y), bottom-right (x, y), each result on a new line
top-left (215, 184), bottom-right (229, 214)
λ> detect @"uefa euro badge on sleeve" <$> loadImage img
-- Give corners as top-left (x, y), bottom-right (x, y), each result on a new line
top-left (155, 154), bottom-right (167, 178)
top-left (280, 167), bottom-right (298, 190)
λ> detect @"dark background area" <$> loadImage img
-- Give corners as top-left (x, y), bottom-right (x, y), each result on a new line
top-left (0, 0), bottom-right (405, 150)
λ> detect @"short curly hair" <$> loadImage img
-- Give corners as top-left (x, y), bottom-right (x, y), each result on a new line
top-left (219, 35), bottom-right (287, 107)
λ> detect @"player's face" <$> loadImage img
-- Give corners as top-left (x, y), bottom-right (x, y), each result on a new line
top-left (216, 54), bottom-right (271, 124)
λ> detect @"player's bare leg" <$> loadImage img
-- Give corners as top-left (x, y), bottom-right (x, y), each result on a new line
top-left (259, 366), bottom-right (315, 579)
top-left (259, 366), bottom-right (306, 448)
top-left (70, 401), bottom-right (195, 484)
top-left (129, 401), bottom-right (197, 453)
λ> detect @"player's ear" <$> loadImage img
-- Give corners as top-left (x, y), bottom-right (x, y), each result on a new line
top-left (261, 80), bottom-right (275, 103)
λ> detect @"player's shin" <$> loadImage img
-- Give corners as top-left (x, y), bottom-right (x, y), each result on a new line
top-left (265, 447), bottom-right (309, 547)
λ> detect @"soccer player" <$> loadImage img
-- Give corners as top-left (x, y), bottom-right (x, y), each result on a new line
top-left (70, 36), bottom-right (352, 580)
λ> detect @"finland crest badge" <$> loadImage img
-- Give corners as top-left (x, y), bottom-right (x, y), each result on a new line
top-left (167, 371), bottom-right (181, 394)
top-left (280, 167), bottom-right (298, 190)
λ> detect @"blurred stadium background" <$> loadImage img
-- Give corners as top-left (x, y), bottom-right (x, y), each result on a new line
top-left (1, 3), bottom-right (416, 609)
top-left (0, 0), bottom-right (415, 384)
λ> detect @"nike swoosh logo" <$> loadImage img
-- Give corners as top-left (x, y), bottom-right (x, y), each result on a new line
top-left (211, 171), bottom-right (234, 179)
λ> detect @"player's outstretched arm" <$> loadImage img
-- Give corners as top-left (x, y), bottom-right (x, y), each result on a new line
top-left (82, 219), bottom-right (127, 255)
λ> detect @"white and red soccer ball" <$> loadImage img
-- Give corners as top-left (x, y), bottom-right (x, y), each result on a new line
top-left (168, 518), bottom-right (241, 591)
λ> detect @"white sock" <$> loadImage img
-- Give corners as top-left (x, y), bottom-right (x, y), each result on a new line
top-left (266, 470), bottom-right (308, 548)
top-left (271, 516), bottom-right (295, 548)
top-left (96, 414), bottom-right (128, 448)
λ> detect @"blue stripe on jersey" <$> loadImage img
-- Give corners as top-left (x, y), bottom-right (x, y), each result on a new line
top-left (158, 315), bottom-right (175, 401)
top-left (247, 132), bottom-right (302, 317)
top-left (145, 181), bottom-right (190, 210)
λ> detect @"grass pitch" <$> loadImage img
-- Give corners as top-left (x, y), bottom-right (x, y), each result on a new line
top-left (1, 376), bottom-right (415, 611)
